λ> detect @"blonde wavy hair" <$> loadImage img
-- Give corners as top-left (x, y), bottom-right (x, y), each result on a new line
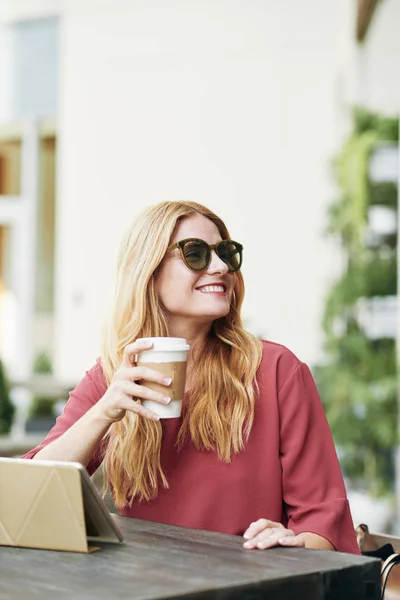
top-left (101, 201), bottom-right (263, 507)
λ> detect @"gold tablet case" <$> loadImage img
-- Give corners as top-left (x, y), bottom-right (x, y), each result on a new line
top-left (0, 459), bottom-right (121, 553)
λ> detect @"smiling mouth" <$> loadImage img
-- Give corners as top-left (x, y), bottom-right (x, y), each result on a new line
top-left (196, 285), bottom-right (226, 293)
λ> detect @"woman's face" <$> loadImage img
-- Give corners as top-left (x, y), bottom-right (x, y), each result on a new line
top-left (155, 214), bottom-right (237, 328)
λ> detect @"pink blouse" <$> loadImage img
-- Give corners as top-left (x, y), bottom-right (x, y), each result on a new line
top-left (23, 340), bottom-right (360, 554)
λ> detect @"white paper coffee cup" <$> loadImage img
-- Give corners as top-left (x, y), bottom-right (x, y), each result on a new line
top-left (136, 337), bottom-right (190, 418)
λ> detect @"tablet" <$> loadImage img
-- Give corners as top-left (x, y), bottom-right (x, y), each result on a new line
top-left (0, 457), bottom-right (123, 553)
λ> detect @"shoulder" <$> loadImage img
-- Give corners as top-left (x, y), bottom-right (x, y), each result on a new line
top-left (256, 342), bottom-right (325, 428)
top-left (259, 339), bottom-right (302, 367)
top-left (257, 339), bottom-right (303, 392)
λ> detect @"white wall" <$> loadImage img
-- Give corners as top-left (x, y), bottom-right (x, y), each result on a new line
top-left (2, 0), bottom-right (397, 382)
top-left (360, 0), bottom-right (400, 113)
top-left (54, 0), bottom-right (351, 379)
top-left (0, 0), bottom-right (61, 24)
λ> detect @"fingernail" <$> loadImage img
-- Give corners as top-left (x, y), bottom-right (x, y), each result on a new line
top-left (164, 377), bottom-right (172, 385)
top-left (162, 396), bottom-right (171, 404)
top-left (243, 542), bottom-right (251, 548)
top-left (257, 542), bottom-right (264, 549)
top-left (243, 533), bottom-right (250, 539)
top-left (151, 414), bottom-right (160, 420)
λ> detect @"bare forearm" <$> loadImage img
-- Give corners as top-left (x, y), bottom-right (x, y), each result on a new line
top-left (298, 532), bottom-right (335, 551)
top-left (32, 404), bottom-right (111, 467)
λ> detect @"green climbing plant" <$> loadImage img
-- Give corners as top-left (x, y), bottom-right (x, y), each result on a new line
top-left (314, 107), bottom-right (399, 497)
top-left (28, 351), bottom-right (57, 419)
top-left (0, 359), bottom-right (15, 434)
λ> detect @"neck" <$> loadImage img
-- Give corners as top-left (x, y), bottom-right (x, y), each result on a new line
top-left (166, 317), bottom-right (212, 384)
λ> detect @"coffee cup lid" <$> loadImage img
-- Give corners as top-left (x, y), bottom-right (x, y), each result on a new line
top-left (137, 337), bottom-right (190, 352)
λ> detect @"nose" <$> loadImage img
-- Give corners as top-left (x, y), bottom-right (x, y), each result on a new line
top-left (207, 249), bottom-right (229, 275)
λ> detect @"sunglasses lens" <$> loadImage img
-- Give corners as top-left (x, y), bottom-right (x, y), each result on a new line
top-left (183, 240), bottom-right (209, 270)
top-left (219, 241), bottom-right (242, 272)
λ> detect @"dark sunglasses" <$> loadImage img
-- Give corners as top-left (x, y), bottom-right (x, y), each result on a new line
top-left (167, 238), bottom-right (243, 272)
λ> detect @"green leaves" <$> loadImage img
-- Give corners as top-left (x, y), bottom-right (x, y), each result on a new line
top-left (370, 182), bottom-right (398, 208)
top-left (353, 106), bottom-right (399, 140)
top-left (316, 107), bottom-right (399, 497)
top-left (0, 360), bottom-right (15, 435)
top-left (328, 130), bottom-right (377, 253)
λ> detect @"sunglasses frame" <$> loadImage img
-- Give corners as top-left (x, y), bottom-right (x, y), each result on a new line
top-left (167, 238), bottom-right (243, 272)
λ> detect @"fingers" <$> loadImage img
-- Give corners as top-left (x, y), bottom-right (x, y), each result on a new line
top-left (119, 379), bottom-right (171, 405)
top-left (100, 342), bottom-right (175, 424)
top-left (243, 519), bottom-right (303, 550)
top-left (116, 395), bottom-right (161, 422)
top-left (249, 530), bottom-right (304, 550)
top-left (243, 519), bottom-right (283, 541)
top-left (117, 366), bottom-right (172, 403)
top-left (97, 388), bottom-right (161, 423)
top-left (278, 536), bottom-right (305, 547)
top-left (122, 339), bottom-right (153, 368)
top-left (127, 365), bottom-right (172, 387)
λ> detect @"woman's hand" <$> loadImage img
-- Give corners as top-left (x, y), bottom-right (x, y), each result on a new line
top-left (95, 339), bottom-right (172, 423)
top-left (243, 519), bottom-right (305, 550)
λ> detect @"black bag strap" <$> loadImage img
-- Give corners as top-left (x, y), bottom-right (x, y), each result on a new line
top-left (381, 553), bottom-right (400, 599)
top-left (362, 543), bottom-right (396, 561)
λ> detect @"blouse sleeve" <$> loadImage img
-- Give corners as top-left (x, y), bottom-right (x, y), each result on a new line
top-left (21, 361), bottom-right (107, 476)
top-left (278, 361), bottom-right (359, 554)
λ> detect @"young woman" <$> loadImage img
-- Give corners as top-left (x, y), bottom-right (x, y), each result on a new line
top-left (23, 201), bottom-right (359, 553)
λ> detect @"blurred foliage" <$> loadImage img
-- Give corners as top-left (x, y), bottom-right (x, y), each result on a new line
top-left (370, 182), bottom-right (398, 208)
top-left (33, 352), bottom-right (52, 375)
top-left (28, 396), bottom-right (56, 418)
top-left (316, 106), bottom-right (399, 497)
top-left (353, 107), bottom-right (399, 140)
top-left (28, 351), bottom-right (56, 419)
top-left (0, 359), bottom-right (15, 434)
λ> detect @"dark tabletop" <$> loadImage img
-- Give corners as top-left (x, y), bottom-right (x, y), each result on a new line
top-left (0, 515), bottom-right (380, 600)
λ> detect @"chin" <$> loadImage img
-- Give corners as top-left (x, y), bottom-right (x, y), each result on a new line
top-left (200, 307), bottom-right (230, 321)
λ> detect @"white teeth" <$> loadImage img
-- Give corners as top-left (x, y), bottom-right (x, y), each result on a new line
top-left (198, 285), bottom-right (225, 293)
